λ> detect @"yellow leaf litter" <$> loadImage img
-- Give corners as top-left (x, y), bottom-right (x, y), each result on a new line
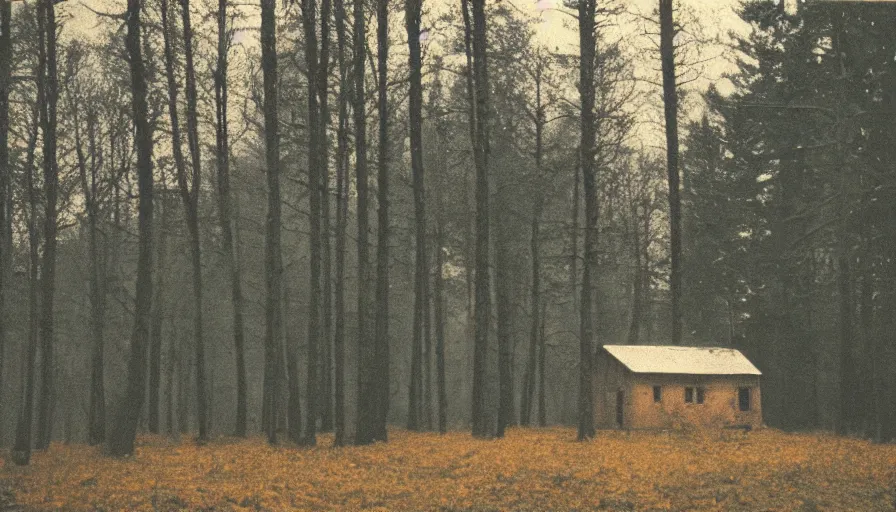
top-left (2, 427), bottom-right (895, 511)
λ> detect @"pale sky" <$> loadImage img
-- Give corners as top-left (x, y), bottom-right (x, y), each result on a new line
top-left (52, 0), bottom-right (748, 148)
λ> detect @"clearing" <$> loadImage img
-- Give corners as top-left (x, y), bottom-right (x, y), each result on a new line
top-left (2, 427), bottom-right (895, 511)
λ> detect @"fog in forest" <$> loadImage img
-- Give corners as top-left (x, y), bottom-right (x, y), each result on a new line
top-left (0, 0), bottom-right (895, 469)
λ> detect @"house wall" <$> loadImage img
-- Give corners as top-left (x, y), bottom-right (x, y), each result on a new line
top-left (593, 350), bottom-right (631, 429)
top-left (628, 374), bottom-right (762, 429)
top-left (593, 350), bottom-right (762, 430)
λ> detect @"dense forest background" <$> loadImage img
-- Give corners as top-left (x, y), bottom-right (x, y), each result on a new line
top-left (0, 0), bottom-right (895, 461)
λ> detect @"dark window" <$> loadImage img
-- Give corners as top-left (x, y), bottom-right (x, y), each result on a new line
top-left (696, 387), bottom-right (705, 404)
top-left (684, 387), bottom-right (694, 403)
top-left (738, 387), bottom-right (751, 411)
top-left (653, 386), bottom-right (662, 403)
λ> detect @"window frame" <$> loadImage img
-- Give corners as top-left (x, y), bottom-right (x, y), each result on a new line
top-left (696, 387), bottom-right (705, 405)
top-left (684, 386), bottom-right (694, 404)
top-left (653, 385), bottom-right (662, 403)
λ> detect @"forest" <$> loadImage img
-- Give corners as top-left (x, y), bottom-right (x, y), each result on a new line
top-left (1, 0), bottom-right (896, 508)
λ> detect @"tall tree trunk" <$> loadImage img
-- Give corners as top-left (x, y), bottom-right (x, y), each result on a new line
top-left (423, 277), bottom-right (433, 430)
top-left (460, 0), bottom-right (477, 431)
top-left (434, 217), bottom-right (448, 434)
top-left (571, 156), bottom-right (579, 310)
top-left (469, 0), bottom-right (493, 440)
top-left (577, 0), bottom-right (597, 441)
top-left (214, 0), bottom-right (247, 438)
top-left (36, 0), bottom-right (60, 452)
top-left (859, 244), bottom-right (874, 435)
top-left (301, 0), bottom-right (320, 446)
top-left (284, 272), bottom-right (301, 442)
top-left (373, 0), bottom-right (391, 443)
top-left (158, 0), bottom-right (189, 438)
top-left (108, 0), bottom-right (155, 457)
top-left (495, 212), bottom-right (513, 437)
top-left (66, 73), bottom-right (110, 444)
top-left (260, 0), bottom-right (283, 445)
top-left (659, 0), bottom-right (682, 346)
top-left (521, 66), bottom-right (544, 427)
top-left (321, 188), bottom-right (334, 432)
top-left (0, 0), bottom-right (10, 434)
top-left (319, 8), bottom-right (334, 432)
top-left (837, 219), bottom-right (855, 436)
top-left (627, 198), bottom-right (643, 345)
top-left (537, 300), bottom-right (547, 427)
top-left (521, 210), bottom-right (540, 426)
top-left (354, 0), bottom-right (375, 445)
top-left (148, 181), bottom-right (168, 434)
top-left (177, 0), bottom-right (209, 442)
top-left (12, 104), bottom-right (41, 465)
top-left (332, 0), bottom-right (350, 447)
top-left (166, 315), bottom-right (177, 436)
top-left (317, 0), bottom-right (332, 439)
top-left (301, 0), bottom-right (330, 446)
top-left (406, 0), bottom-right (426, 433)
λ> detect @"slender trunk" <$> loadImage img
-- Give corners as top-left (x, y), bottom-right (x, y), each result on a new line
top-left (277, 275), bottom-right (289, 435)
top-left (318, 0), bottom-right (333, 439)
top-left (373, 0), bottom-right (390, 442)
top-left (641, 201), bottom-right (652, 343)
top-left (353, 0), bottom-right (375, 444)
top-left (261, 0), bottom-right (283, 445)
top-left (837, 229), bottom-right (854, 436)
top-left (87, 175), bottom-right (107, 444)
top-left (178, 0), bottom-right (209, 442)
top-left (178, 330), bottom-right (191, 434)
top-left (460, 6), bottom-right (477, 424)
top-left (522, 69), bottom-right (544, 426)
top-left (423, 277), bottom-right (433, 430)
top-left (406, 0), bottom-right (426, 432)
top-left (522, 211), bottom-right (540, 426)
top-left (537, 300), bottom-right (547, 427)
top-left (159, 0), bottom-right (189, 437)
top-left (571, 155), bottom-right (579, 310)
top-left (577, 0), bottom-right (596, 441)
top-left (36, 0), bottom-right (60, 451)
top-left (148, 184), bottom-right (168, 434)
top-left (0, 0), bottom-right (10, 433)
top-left (321, 189), bottom-right (334, 432)
top-left (859, 247), bottom-right (874, 434)
top-left (468, 0), bottom-right (493, 440)
top-left (67, 62), bottom-right (108, 445)
top-left (495, 212), bottom-right (513, 437)
top-left (166, 316), bottom-right (176, 436)
top-left (12, 105), bottom-right (41, 465)
top-left (107, 0), bottom-right (155, 457)
top-left (214, 0), bottom-right (247, 438)
top-left (659, 0), bottom-right (682, 346)
top-left (332, 0), bottom-right (350, 447)
top-left (301, 0), bottom-right (329, 446)
top-left (434, 218), bottom-right (448, 434)
top-left (627, 199), bottom-right (642, 345)
top-left (285, 274), bottom-right (301, 441)
top-left (319, 10), bottom-right (334, 432)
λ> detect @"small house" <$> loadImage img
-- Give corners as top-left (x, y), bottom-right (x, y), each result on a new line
top-left (594, 345), bottom-right (762, 430)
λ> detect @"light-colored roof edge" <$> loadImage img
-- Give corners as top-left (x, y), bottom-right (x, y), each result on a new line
top-left (600, 345), bottom-right (763, 376)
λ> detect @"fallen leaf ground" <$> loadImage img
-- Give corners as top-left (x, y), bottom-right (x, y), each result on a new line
top-left (2, 427), bottom-right (895, 511)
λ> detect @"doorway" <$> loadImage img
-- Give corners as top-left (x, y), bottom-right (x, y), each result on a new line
top-left (615, 389), bottom-right (624, 428)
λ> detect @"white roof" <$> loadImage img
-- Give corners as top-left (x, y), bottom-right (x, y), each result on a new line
top-left (602, 345), bottom-right (761, 376)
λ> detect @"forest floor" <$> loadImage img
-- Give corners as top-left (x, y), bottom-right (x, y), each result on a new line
top-left (1, 427), bottom-right (895, 511)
